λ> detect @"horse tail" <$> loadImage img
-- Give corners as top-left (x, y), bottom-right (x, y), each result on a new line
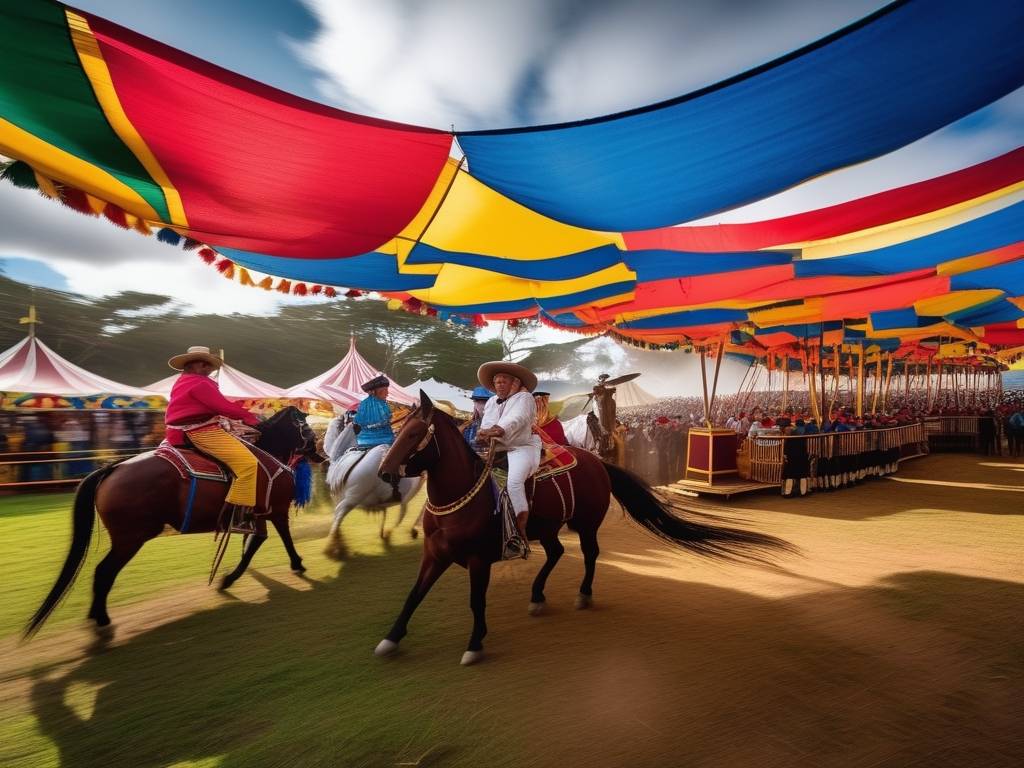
top-left (23, 466), bottom-right (108, 639)
top-left (602, 461), bottom-right (793, 561)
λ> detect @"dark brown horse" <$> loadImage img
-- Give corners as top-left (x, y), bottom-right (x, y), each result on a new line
top-left (25, 407), bottom-right (321, 637)
top-left (376, 391), bottom-right (788, 665)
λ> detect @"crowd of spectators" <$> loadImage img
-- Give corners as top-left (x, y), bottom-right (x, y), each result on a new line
top-left (0, 411), bottom-right (164, 486)
top-left (608, 388), bottom-right (1021, 486)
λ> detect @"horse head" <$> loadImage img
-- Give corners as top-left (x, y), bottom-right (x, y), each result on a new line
top-left (257, 406), bottom-right (323, 465)
top-left (379, 390), bottom-right (440, 484)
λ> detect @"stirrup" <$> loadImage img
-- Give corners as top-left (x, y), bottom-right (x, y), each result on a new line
top-left (225, 504), bottom-right (256, 534)
top-left (502, 535), bottom-right (529, 561)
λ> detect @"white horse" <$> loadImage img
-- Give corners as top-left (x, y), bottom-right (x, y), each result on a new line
top-left (322, 417), bottom-right (424, 557)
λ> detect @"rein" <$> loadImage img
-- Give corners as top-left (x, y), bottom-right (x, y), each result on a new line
top-left (424, 443), bottom-right (495, 517)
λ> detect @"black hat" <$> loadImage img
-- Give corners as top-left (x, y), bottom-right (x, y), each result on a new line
top-left (361, 374), bottom-right (389, 392)
top-left (533, 390), bottom-right (551, 397)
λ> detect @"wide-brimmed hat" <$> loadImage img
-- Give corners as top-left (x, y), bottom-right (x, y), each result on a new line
top-left (477, 361), bottom-right (537, 392)
top-left (533, 390), bottom-right (551, 397)
top-left (361, 374), bottom-right (390, 392)
top-left (168, 346), bottom-right (223, 371)
top-left (470, 386), bottom-right (494, 401)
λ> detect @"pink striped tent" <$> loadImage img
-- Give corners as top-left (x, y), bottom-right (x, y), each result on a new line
top-left (285, 337), bottom-right (417, 406)
top-left (146, 362), bottom-right (285, 400)
top-left (0, 335), bottom-right (152, 397)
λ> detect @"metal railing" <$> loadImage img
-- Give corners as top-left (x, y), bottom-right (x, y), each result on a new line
top-left (0, 446), bottom-right (151, 489)
top-left (743, 423), bottom-right (927, 485)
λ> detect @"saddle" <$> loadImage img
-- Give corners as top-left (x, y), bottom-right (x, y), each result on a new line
top-left (489, 440), bottom-right (578, 523)
top-left (489, 439), bottom-right (577, 482)
top-left (153, 440), bottom-right (290, 518)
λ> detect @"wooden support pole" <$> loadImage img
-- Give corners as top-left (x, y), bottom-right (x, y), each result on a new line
top-left (856, 344), bottom-right (865, 417)
top-left (708, 339), bottom-right (725, 427)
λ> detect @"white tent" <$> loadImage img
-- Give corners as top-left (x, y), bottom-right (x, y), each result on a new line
top-left (612, 379), bottom-right (659, 408)
top-left (406, 377), bottom-right (473, 411)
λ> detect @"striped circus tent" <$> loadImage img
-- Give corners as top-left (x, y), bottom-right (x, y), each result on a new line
top-left (3, 0), bottom-right (1024, 365)
top-left (0, 334), bottom-right (151, 397)
top-left (145, 362), bottom-right (285, 400)
top-left (285, 337), bottom-right (417, 407)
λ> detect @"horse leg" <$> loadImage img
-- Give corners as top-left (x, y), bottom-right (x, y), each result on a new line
top-left (378, 508), bottom-right (388, 541)
top-left (88, 536), bottom-right (146, 628)
top-left (462, 556), bottom-right (492, 666)
top-left (410, 506), bottom-right (425, 539)
top-left (575, 526), bottom-right (600, 609)
top-left (325, 499), bottom-right (355, 560)
top-left (374, 552), bottom-right (451, 657)
top-left (528, 532), bottom-right (565, 616)
top-left (271, 515), bottom-right (305, 573)
top-left (219, 533), bottom-right (267, 591)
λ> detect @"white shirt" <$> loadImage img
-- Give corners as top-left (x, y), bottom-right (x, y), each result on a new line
top-left (480, 391), bottom-right (541, 450)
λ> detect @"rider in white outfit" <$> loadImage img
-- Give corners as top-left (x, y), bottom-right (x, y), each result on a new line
top-left (475, 361), bottom-right (541, 560)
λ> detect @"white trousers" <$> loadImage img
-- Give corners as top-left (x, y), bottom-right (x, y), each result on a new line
top-left (505, 441), bottom-right (541, 513)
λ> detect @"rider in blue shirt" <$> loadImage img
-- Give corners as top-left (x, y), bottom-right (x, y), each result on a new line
top-left (462, 386), bottom-right (493, 447)
top-left (354, 375), bottom-right (394, 448)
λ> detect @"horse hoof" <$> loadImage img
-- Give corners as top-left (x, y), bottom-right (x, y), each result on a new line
top-left (460, 650), bottom-right (483, 666)
top-left (292, 563), bottom-right (307, 574)
top-left (575, 593), bottom-right (593, 610)
top-left (528, 601), bottom-right (545, 616)
top-left (374, 639), bottom-right (399, 657)
top-left (93, 622), bottom-right (114, 638)
top-left (410, 528), bottom-right (419, 539)
top-left (218, 576), bottom-right (235, 592)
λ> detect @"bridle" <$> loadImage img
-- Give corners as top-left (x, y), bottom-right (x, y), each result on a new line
top-left (384, 408), bottom-right (494, 517)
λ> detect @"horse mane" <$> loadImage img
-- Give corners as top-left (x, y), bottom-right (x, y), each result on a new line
top-left (428, 407), bottom-right (485, 473)
top-left (256, 406), bottom-right (305, 460)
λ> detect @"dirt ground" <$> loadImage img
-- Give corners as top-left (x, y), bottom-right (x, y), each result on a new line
top-left (1, 453), bottom-right (1022, 768)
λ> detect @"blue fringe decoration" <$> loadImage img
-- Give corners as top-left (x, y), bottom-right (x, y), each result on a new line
top-left (157, 227), bottom-right (182, 246)
top-left (293, 459), bottom-right (313, 508)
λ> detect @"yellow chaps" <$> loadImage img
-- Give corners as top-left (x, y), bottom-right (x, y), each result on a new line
top-left (188, 428), bottom-right (258, 507)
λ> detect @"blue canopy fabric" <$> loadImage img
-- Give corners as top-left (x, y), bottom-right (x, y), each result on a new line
top-left (457, 0), bottom-right (1024, 231)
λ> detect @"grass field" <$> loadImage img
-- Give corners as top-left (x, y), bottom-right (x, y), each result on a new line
top-left (1, 457), bottom-right (1022, 768)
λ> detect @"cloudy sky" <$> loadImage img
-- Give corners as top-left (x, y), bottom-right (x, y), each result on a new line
top-left (2, 0), bottom-right (1022, 325)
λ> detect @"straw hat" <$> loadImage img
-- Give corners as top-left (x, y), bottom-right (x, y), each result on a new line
top-left (168, 346), bottom-right (223, 371)
top-left (477, 361), bottom-right (537, 392)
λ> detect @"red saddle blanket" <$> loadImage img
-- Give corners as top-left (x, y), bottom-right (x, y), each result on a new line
top-left (154, 441), bottom-right (229, 482)
top-left (536, 440), bottom-right (577, 481)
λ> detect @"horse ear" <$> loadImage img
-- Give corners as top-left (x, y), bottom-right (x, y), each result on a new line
top-left (419, 389), bottom-right (434, 417)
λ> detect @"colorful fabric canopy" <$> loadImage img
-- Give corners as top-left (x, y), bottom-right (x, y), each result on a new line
top-left (3, 0), bottom-right (1024, 370)
top-left (457, 0), bottom-right (1024, 230)
top-left (0, 1), bottom-right (452, 257)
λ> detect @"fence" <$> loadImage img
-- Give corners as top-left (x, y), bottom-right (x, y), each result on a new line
top-left (744, 423), bottom-right (927, 485)
top-left (922, 416), bottom-right (999, 452)
top-left (0, 446), bottom-right (150, 489)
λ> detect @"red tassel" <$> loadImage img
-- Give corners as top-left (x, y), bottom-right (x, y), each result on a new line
top-left (215, 259), bottom-right (234, 279)
top-left (426, 307), bottom-right (438, 316)
top-left (472, 314), bottom-right (486, 328)
top-left (293, 283), bottom-right (308, 296)
top-left (276, 279), bottom-right (291, 293)
top-left (310, 285), bottom-right (323, 295)
top-left (324, 287), bottom-right (337, 298)
top-left (198, 248), bottom-right (217, 264)
top-left (404, 298), bottom-right (423, 312)
top-left (182, 237), bottom-right (203, 251)
top-left (59, 187), bottom-right (98, 216)
top-left (103, 205), bottom-right (130, 229)
top-left (345, 289), bottom-right (362, 298)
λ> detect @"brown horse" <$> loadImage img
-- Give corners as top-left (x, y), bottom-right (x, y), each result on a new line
top-left (376, 391), bottom-right (789, 665)
top-left (25, 407), bottom-right (321, 637)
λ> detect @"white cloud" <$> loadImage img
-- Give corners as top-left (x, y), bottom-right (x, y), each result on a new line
top-left (0, 182), bottom-right (318, 315)
top-left (292, 0), bottom-right (885, 129)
